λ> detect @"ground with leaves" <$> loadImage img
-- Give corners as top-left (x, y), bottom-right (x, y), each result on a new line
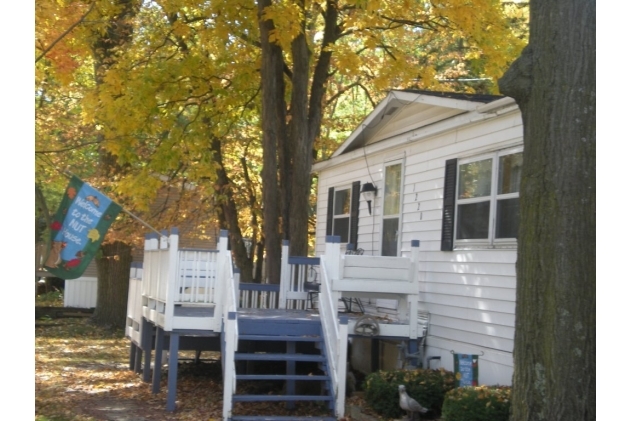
top-left (35, 316), bottom-right (373, 421)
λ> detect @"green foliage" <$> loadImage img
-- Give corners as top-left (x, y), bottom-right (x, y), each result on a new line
top-left (441, 385), bottom-right (511, 421)
top-left (36, 289), bottom-right (64, 307)
top-left (363, 368), bottom-right (456, 418)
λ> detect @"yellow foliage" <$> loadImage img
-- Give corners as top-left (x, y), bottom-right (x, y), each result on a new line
top-left (36, 0), bottom-right (528, 247)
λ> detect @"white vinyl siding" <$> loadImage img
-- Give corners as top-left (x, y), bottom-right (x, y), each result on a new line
top-left (315, 103), bottom-right (522, 386)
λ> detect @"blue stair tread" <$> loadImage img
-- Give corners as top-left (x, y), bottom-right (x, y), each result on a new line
top-left (232, 394), bottom-right (333, 402)
top-left (239, 334), bottom-right (322, 342)
top-left (236, 374), bottom-right (329, 381)
top-left (230, 417), bottom-right (336, 421)
top-left (234, 353), bottom-right (325, 362)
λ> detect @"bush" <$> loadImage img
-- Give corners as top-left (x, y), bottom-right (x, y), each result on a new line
top-left (36, 289), bottom-right (64, 306)
top-left (441, 385), bottom-right (511, 421)
top-left (363, 368), bottom-right (456, 419)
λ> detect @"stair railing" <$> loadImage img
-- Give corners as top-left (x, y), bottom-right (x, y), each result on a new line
top-left (221, 241), bottom-right (238, 421)
top-left (319, 235), bottom-right (349, 418)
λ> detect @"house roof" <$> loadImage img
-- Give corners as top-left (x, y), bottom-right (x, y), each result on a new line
top-left (328, 89), bottom-right (505, 158)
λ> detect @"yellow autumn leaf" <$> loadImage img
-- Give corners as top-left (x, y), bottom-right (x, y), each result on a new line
top-left (87, 229), bottom-right (100, 242)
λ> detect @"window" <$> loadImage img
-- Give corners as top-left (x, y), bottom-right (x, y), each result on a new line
top-left (381, 162), bottom-right (403, 256)
top-left (332, 187), bottom-right (351, 243)
top-left (326, 181), bottom-right (360, 247)
top-left (441, 148), bottom-right (522, 250)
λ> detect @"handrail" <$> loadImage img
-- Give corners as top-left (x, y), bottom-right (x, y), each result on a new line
top-left (222, 252), bottom-right (238, 421)
top-left (318, 256), bottom-right (339, 391)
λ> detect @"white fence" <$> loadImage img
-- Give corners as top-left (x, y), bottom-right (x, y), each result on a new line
top-left (64, 277), bottom-right (97, 308)
top-left (65, 263), bottom-right (143, 309)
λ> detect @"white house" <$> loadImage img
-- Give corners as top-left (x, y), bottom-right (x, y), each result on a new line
top-left (312, 90), bottom-right (522, 386)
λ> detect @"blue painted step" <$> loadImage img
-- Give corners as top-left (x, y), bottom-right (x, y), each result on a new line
top-left (230, 417), bottom-right (336, 421)
top-left (236, 374), bottom-right (329, 381)
top-left (231, 316), bottom-right (336, 420)
top-left (233, 394), bottom-right (333, 403)
top-left (239, 334), bottom-right (322, 342)
top-left (234, 353), bottom-right (325, 362)
top-left (238, 319), bottom-right (322, 337)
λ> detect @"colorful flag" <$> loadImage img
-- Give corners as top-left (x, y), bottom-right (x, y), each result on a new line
top-left (44, 176), bottom-right (122, 279)
top-left (453, 353), bottom-right (479, 387)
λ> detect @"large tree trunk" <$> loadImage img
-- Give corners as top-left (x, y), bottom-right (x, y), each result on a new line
top-left (498, 1), bottom-right (595, 420)
top-left (89, 1), bottom-right (138, 329)
top-left (258, 0), bottom-right (285, 283)
top-left (92, 241), bottom-right (132, 328)
top-left (287, 0), bottom-right (310, 257)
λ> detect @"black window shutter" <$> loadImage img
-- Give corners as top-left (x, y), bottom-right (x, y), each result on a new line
top-left (349, 181), bottom-right (360, 249)
top-left (441, 158), bottom-right (458, 251)
top-left (326, 187), bottom-right (334, 236)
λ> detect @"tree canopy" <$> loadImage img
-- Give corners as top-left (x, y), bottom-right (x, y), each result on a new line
top-left (36, 0), bottom-right (528, 281)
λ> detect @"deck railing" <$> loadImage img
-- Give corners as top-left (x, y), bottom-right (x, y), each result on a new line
top-left (279, 240), bottom-right (320, 310)
top-left (238, 283), bottom-right (280, 309)
top-left (319, 236), bottom-right (351, 417)
top-left (175, 249), bottom-right (220, 304)
top-left (125, 262), bottom-right (145, 344)
top-left (140, 229), bottom-right (229, 331)
top-left (222, 252), bottom-right (239, 420)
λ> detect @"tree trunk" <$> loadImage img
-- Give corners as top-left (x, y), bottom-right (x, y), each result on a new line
top-left (88, 1), bottom-right (138, 328)
top-left (210, 136), bottom-right (254, 282)
top-left (287, 0), bottom-right (311, 257)
top-left (498, 1), bottom-right (595, 420)
top-left (92, 241), bottom-right (132, 329)
top-left (258, 0), bottom-right (285, 283)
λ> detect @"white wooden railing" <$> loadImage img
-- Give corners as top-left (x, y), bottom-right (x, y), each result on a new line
top-left (125, 262), bottom-right (145, 344)
top-left (140, 229), bottom-right (229, 331)
top-left (222, 253), bottom-right (239, 421)
top-left (238, 282), bottom-right (280, 309)
top-left (279, 240), bottom-right (320, 310)
top-left (319, 237), bottom-right (349, 418)
top-left (324, 236), bottom-right (421, 340)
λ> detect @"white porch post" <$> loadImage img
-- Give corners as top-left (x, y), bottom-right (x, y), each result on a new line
top-left (324, 235), bottom-right (342, 305)
top-left (164, 228), bottom-right (179, 332)
top-left (278, 240), bottom-right (290, 309)
top-left (336, 316), bottom-right (349, 418)
top-left (214, 230), bottom-right (229, 317)
top-left (408, 240), bottom-right (420, 339)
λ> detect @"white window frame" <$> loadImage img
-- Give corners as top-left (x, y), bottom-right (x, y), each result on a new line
top-left (380, 159), bottom-right (404, 256)
top-left (332, 185), bottom-right (351, 243)
top-left (454, 146), bottom-right (523, 248)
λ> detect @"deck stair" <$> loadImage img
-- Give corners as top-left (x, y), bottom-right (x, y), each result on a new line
top-left (228, 313), bottom-right (336, 421)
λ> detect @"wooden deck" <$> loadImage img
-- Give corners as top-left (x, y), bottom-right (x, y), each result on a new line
top-left (125, 230), bottom-right (426, 420)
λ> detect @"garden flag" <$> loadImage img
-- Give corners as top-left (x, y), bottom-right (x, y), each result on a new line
top-left (44, 176), bottom-right (122, 279)
top-left (453, 353), bottom-right (479, 387)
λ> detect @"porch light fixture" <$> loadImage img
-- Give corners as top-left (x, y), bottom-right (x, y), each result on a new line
top-left (361, 182), bottom-right (377, 215)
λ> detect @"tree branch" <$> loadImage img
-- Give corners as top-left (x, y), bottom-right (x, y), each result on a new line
top-left (36, 2), bottom-right (95, 63)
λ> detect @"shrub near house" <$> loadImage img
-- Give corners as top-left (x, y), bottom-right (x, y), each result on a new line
top-left (441, 385), bottom-right (511, 421)
top-left (363, 368), bottom-right (456, 418)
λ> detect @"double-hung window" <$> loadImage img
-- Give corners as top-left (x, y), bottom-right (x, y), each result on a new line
top-left (381, 161), bottom-right (403, 256)
top-left (332, 187), bottom-right (351, 243)
top-left (326, 182), bottom-right (361, 247)
top-left (441, 147), bottom-right (522, 249)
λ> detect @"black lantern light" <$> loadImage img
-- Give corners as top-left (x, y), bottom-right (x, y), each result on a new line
top-left (360, 182), bottom-right (377, 215)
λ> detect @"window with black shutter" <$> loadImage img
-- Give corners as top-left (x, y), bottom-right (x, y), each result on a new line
top-left (325, 182), bottom-right (360, 246)
top-left (442, 147), bottom-right (522, 250)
